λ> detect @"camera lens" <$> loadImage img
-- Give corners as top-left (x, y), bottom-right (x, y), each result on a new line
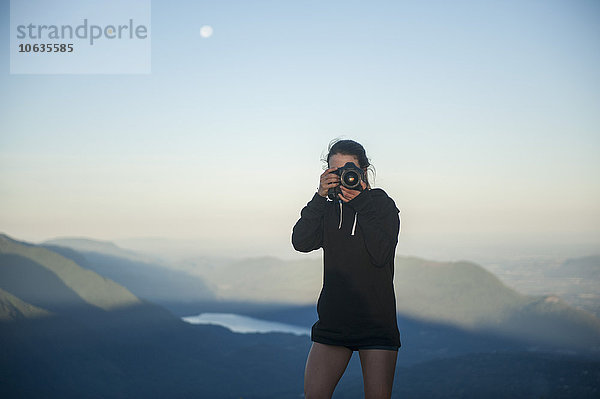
top-left (342, 171), bottom-right (359, 187)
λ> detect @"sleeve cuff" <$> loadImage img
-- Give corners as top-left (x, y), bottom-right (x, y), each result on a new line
top-left (310, 191), bottom-right (328, 206)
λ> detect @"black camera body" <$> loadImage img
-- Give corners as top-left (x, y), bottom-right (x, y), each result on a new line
top-left (327, 162), bottom-right (366, 201)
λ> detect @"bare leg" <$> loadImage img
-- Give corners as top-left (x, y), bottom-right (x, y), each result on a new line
top-left (358, 349), bottom-right (398, 399)
top-left (304, 342), bottom-right (353, 399)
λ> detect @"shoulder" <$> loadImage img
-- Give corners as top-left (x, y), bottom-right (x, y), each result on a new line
top-left (368, 188), bottom-right (389, 198)
top-left (368, 188), bottom-right (399, 213)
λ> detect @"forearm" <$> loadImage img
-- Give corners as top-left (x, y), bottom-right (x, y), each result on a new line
top-left (292, 191), bottom-right (327, 252)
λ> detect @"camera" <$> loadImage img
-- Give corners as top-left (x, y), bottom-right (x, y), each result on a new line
top-left (327, 162), bottom-right (365, 200)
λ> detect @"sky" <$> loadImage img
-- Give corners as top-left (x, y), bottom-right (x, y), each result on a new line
top-left (1, 0), bottom-right (599, 263)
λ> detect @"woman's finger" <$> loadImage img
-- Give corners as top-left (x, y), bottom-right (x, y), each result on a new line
top-left (321, 177), bottom-right (339, 186)
top-left (320, 167), bottom-right (338, 177)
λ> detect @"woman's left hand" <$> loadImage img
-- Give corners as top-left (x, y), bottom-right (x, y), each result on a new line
top-left (338, 180), bottom-right (368, 202)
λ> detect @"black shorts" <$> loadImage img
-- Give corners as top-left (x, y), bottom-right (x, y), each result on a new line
top-left (344, 344), bottom-right (399, 352)
top-left (312, 339), bottom-right (400, 352)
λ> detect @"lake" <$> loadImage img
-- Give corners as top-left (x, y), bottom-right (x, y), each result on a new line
top-left (182, 312), bottom-right (311, 336)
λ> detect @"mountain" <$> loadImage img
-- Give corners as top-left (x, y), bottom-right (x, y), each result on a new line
top-left (35, 234), bottom-right (600, 352)
top-left (0, 232), bottom-right (313, 398)
top-left (1, 234), bottom-right (140, 312)
top-left (0, 287), bottom-right (52, 321)
top-left (545, 254), bottom-right (600, 318)
top-left (43, 236), bottom-right (161, 264)
top-left (188, 255), bottom-right (322, 304)
top-left (40, 239), bottom-right (217, 309)
top-left (43, 235), bottom-right (600, 352)
top-left (482, 254), bottom-right (600, 318)
top-left (394, 256), bottom-right (600, 350)
top-left (2, 232), bottom-right (599, 398)
top-left (171, 253), bottom-right (600, 352)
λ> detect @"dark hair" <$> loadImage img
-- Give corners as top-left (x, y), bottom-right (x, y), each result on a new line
top-left (321, 138), bottom-right (376, 189)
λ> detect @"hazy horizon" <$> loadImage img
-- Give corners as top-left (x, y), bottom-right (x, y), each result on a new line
top-left (22, 230), bottom-right (598, 268)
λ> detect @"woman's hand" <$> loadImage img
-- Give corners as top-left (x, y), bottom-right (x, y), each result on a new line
top-left (338, 180), bottom-right (368, 202)
top-left (318, 167), bottom-right (340, 198)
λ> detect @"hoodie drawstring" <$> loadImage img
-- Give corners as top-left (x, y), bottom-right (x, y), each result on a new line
top-left (339, 200), bottom-right (358, 236)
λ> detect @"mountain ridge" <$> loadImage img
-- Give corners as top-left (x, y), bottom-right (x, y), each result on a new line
top-left (0, 287), bottom-right (52, 321)
top-left (1, 232), bottom-right (599, 398)
top-left (0, 234), bottom-right (140, 311)
top-left (38, 234), bottom-right (600, 352)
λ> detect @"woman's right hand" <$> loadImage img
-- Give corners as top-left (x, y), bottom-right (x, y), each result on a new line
top-left (318, 167), bottom-right (340, 198)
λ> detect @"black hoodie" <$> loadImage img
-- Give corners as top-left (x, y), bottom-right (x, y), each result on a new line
top-left (292, 188), bottom-right (401, 348)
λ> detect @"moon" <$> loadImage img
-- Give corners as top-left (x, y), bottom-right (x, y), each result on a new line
top-left (200, 25), bottom-right (213, 38)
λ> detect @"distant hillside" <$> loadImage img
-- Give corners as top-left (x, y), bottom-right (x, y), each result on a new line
top-left (1, 232), bottom-right (599, 398)
top-left (40, 241), bottom-right (217, 308)
top-left (394, 256), bottom-right (529, 326)
top-left (549, 255), bottom-right (600, 317)
top-left (394, 256), bottom-right (599, 350)
top-left (43, 236), bottom-right (161, 264)
top-left (178, 253), bottom-right (600, 352)
top-left (0, 233), bottom-right (313, 398)
top-left (0, 234), bottom-right (140, 311)
top-left (192, 255), bottom-right (322, 304)
top-left (30, 233), bottom-right (600, 352)
top-left (0, 288), bottom-right (52, 321)
top-left (482, 254), bottom-right (600, 319)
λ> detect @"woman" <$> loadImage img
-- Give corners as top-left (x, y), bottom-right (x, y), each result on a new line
top-left (292, 139), bottom-right (401, 399)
